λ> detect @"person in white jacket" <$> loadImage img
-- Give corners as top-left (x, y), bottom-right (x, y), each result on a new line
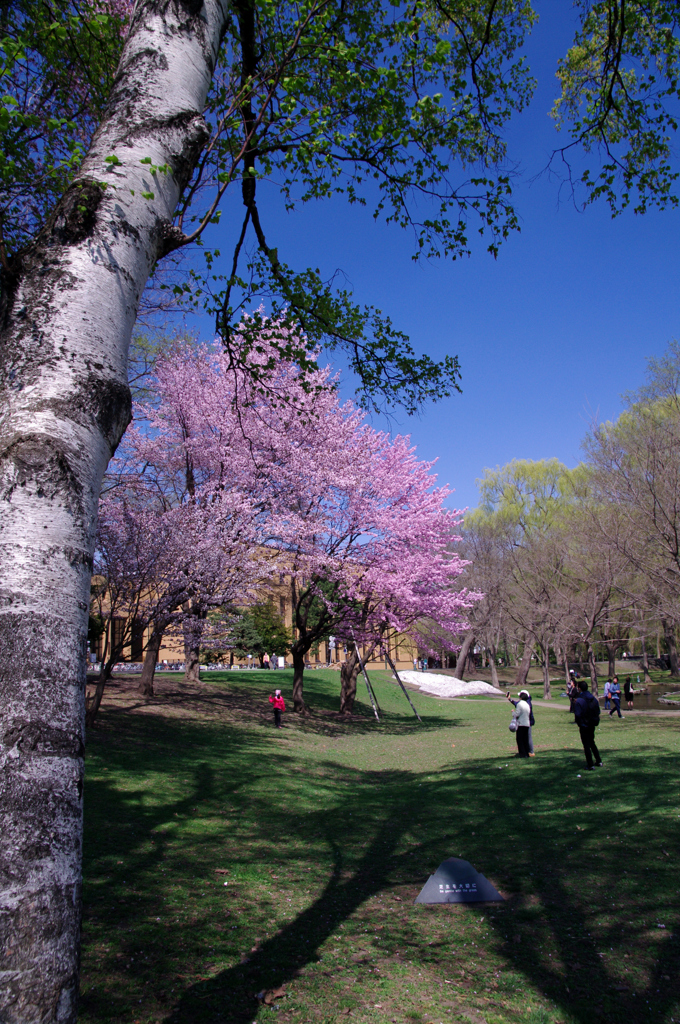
top-left (506, 689), bottom-right (532, 758)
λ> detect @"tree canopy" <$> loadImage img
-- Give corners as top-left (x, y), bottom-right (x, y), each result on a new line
top-left (3, 1), bottom-right (679, 407)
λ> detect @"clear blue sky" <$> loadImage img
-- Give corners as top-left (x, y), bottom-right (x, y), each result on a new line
top-left (200, 2), bottom-right (680, 512)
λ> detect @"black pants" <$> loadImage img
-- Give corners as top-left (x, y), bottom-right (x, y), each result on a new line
top-left (274, 709), bottom-right (282, 728)
top-left (579, 725), bottom-right (601, 768)
top-left (516, 725), bottom-right (530, 758)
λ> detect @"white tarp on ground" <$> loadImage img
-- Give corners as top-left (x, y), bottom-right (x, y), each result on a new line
top-left (398, 671), bottom-right (502, 698)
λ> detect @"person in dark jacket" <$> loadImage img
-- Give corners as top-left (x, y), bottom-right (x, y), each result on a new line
top-left (574, 679), bottom-right (603, 770)
top-left (269, 689), bottom-right (285, 728)
top-left (624, 675), bottom-right (636, 709)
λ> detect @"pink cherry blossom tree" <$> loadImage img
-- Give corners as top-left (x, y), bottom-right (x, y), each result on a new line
top-left (98, 321), bottom-right (477, 717)
top-left (271, 426), bottom-right (479, 712)
top-left (88, 482), bottom-right (262, 720)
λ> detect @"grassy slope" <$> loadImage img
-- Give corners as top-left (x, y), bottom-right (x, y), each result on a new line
top-left (80, 669), bottom-right (680, 1024)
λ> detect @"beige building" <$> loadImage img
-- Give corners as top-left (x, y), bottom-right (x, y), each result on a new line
top-left (92, 575), bottom-right (421, 672)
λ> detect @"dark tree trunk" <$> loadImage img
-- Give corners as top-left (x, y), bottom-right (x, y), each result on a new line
top-left (662, 618), bottom-right (680, 677)
top-left (85, 663), bottom-right (114, 729)
top-left (183, 605), bottom-right (206, 683)
top-left (514, 640), bottom-right (533, 688)
top-left (452, 631), bottom-right (475, 679)
top-left (489, 643), bottom-right (500, 688)
top-left (139, 627), bottom-right (164, 697)
top-left (563, 650), bottom-right (571, 686)
top-left (340, 651), bottom-right (361, 713)
top-left (542, 644), bottom-right (551, 699)
top-left (184, 644), bottom-right (200, 684)
top-left (641, 642), bottom-right (652, 684)
top-left (586, 641), bottom-right (599, 696)
top-left (605, 641), bottom-right (617, 678)
top-left (292, 647), bottom-right (307, 712)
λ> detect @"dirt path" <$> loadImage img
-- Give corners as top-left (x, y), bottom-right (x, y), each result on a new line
top-left (416, 692), bottom-right (680, 716)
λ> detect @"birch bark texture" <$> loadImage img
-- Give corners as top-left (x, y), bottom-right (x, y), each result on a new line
top-left (0, 1), bottom-right (228, 1020)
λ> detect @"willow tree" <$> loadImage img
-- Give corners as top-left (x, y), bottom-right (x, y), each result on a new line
top-left (1, 0), bottom-right (680, 1020)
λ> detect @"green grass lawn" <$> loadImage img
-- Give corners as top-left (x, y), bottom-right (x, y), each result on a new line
top-left (80, 669), bottom-right (680, 1024)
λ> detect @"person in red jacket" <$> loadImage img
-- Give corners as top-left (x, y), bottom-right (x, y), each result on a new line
top-left (269, 689), bottom-right (285, 728)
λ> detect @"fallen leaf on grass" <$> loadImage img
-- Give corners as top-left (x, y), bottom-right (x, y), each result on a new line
top-left (393, 896), bottom-right (403, 902)
top-left (215, 868), bottom-right (229, 875)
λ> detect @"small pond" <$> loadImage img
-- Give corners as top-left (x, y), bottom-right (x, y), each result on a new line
top-left (609, 680), bottom-right (680, 710)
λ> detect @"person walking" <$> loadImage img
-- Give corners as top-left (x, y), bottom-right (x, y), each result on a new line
top-left (269, 688), bottom-right (285, 728)
top-left (263, 652), bottom-right (270, 669)
top-left (603, 677), bottom-right (612, 711)
top-left (574, 679), bottom-right (603, 770)
top-left (609, 675), bottom-right (623, 718)
top-left (506, 689), bottom-right (532, 758)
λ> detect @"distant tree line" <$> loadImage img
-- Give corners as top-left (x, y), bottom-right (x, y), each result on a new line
top-left (456, 343), bottom-right (680, 697)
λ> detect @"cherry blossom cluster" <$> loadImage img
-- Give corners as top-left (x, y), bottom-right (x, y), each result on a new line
top-left (97, 318), bottom-right (478, 656)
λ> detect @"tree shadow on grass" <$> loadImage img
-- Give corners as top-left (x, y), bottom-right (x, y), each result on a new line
top-left (82, 709), bottom-right (679, 1024)
top-left (163, 749), bottom-right (679, 1024)
top-left (101, 674), bottom-right (462, 738)
top-left (200, 669), bottom-right (448, 736)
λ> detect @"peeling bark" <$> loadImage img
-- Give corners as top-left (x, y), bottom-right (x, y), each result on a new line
top-left (0, 1), bottom-right (230, 1019)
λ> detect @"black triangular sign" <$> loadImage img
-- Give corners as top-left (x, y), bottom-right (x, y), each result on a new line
top-left (414, 857), bottom-right (504, 903)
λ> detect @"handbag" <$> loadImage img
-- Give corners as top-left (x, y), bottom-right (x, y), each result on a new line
top-left (509, 711), bottom-right (518, 733)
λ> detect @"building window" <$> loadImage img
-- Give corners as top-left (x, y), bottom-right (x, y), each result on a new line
top-left (131, 620), bottom-right (144, 662)
top-left (112, 617), bottom-right (126, 657)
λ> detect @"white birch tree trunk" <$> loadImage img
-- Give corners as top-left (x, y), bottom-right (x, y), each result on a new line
top-left (0, 2), bottom-right (228, 1019)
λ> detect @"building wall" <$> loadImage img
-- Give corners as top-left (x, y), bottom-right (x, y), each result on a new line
top-left (93, 575), bottom-right (421, 672)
